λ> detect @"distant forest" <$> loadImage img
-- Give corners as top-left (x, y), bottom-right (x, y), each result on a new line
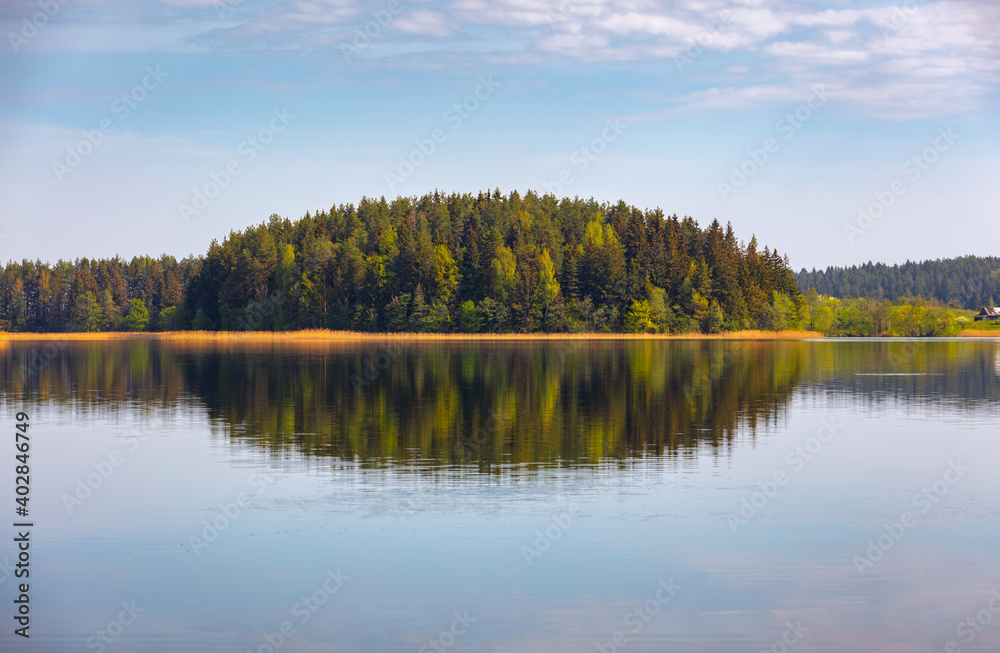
top-left (797, 256), bottom-right (1000, 310)
top-left (0, 190), bottom-right (804, 334)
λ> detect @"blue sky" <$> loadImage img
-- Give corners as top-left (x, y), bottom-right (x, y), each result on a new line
top-left (0, 0), bottom-right (997, 269)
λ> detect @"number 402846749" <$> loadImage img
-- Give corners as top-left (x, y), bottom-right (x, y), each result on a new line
top-left (14, 412), bottom-right (30, 518)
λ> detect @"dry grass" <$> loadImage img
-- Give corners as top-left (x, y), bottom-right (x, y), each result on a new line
top-left (0, 329), bottom-right (825, 342)
top-left (957, 328), bottom-right (1000, 337)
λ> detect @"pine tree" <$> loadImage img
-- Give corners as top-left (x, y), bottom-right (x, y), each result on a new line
top-left (409, 284), bottom-right (429, 332)
top-left (385, 293), bottom-right (411, 332)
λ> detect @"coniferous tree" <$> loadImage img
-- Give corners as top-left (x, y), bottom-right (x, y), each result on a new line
top-left (409, 284), bottom-right (429, 332)
top-left (0, 191), bottom-right (809, 334)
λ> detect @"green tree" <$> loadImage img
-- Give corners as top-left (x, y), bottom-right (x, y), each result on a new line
top-left (889, 304), bottom-right (923, 337)
top-left (768, 292), bottom-right (798, 331)
top-left (813, 305), bottom-right (835, 334)
top-left (534, 249), bottom-right (560, 329)
top-left (72, 291), bottom-right (102, 332)
top-left (424, 301), bottom-right (451, 333)
top-left (123, 298), bottom-right (149, 331)
top-left (704, 299), bottom-right (724, 334)
top-left (624, 300), bottom-right (656, 333)
top-left (459, 300), bottom-right (482, 333)
top-left (192, 308), bottom-right (211, 331)
top-left (491, 246), bottom-right (517, 303)
top-left (432, 244), bottom-right (460, 303)
top-left (385, 293), bottom-right (411, 332)
top-left (478, 297), bottom-right (508, 333)
top-left (158, 305), bottom-right (186, 331)
top-left (691, 290), bottom-right (710, 329)
top-left (101, 289), bottom-right (121, 331)
top-left (276, 243), bottom-right (296, 294)
top-left (409, 284), bottom-right (429, 332)
top-left (647, 286), bottom-right (673, 333)
top-left (9, 277), bottom-right (26, 329)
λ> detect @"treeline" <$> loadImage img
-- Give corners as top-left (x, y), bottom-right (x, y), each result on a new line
top-left (0, 255), bottom-right (200, 332)
top-left (797, 256), bottom-right (1000, 310)
top-left (0, 190), bottom-right (803, 333)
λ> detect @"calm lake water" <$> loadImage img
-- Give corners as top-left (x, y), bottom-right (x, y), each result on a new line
top-left (1, 338), bottom-right (999, 652)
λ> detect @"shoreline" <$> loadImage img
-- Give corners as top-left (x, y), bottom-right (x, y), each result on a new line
top-left (0, 329), bottom-right (824, 341)
top-left (0, 329), bottom-right (996, 342)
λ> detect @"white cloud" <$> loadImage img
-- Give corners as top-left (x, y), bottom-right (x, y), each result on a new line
top-left (765, 40), bottom-right (870, 65)
top-left (392, 9), bottom-right (454, 37)
top-left (7, 0), bottom-right (998, 118)
top-left (670, 83), bottom-right (810, 111)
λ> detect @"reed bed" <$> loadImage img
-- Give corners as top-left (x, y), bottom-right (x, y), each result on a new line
top-left (0, 329), bottom-right (825, 342)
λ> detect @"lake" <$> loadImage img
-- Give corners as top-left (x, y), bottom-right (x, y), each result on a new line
top-left (1, 338), bottom-right (998, 652)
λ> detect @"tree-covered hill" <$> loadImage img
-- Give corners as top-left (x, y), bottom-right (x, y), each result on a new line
top-left (796, 256), bottom-right (1000, 310)
top-left (1, 190), bottom-right (802, 333)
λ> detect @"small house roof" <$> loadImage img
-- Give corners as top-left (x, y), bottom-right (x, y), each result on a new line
top-left (979, 307), bottom-right (1000, 316)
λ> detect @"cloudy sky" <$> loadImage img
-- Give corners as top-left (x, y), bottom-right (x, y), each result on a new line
top-left (0, 0), bottom-right (997, 270)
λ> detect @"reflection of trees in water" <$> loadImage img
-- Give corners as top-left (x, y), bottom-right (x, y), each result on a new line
top-left (1, 339), bottom-right (997, 466)
top-left (0, 340), bottom-right (187, 408)
top-left (799, 340), bottom-right (1000, 409)
top-left (181, 340), bottom-right (807, 466)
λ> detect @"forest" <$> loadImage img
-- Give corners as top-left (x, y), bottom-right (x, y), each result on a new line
top-left (796, 256), bottom-right (1000, 309)
top-left (0, 190), bottom-right (804, 334)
